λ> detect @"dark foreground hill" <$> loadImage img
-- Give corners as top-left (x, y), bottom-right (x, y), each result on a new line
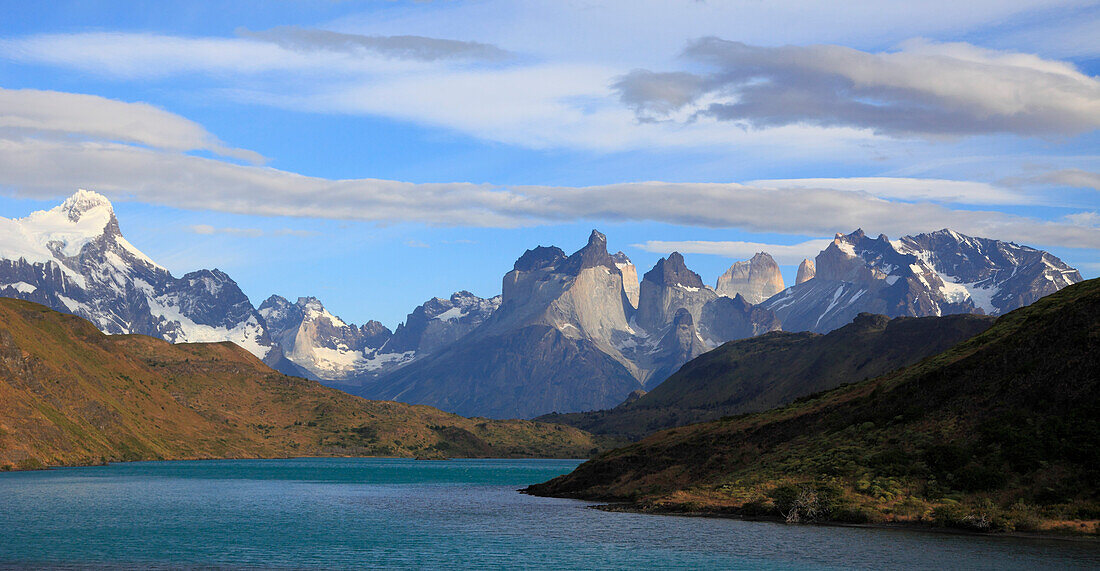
top-left (537, 312), bottom-right (994, 439)
top-left (527, 278), bottom-right (1100, 534)
top-left (0, 299), bottom-right (600, 470)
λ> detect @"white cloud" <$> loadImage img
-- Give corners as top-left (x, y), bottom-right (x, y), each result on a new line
top-left (1, 88), bottom-right (1098, 253)
top-left (239, 26), bottom-right (511, 61)
top-left (1025, 169), bottom-right (1100, 191)
top-left (188, 224), bottom-right (317, 238)
top-left (616, 38), bottom-right (1100, 137)
top-left (745, 177), bottom-right (1034, 205)
top-left (633, 239), bottom-right (831, 265)
top-left (1064, 211), bottom-right (1100, 227)
top-left (2, 135), bottom-right (1098, 250)
top-left (0, 88), bottom-right (262, 163)
top-left (0, 32), bottom-right (436, 78)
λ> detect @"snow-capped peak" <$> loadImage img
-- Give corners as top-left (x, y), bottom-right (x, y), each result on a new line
top-left (58, 189), bottom-right (113, 222)
top-left (0, 189), bottom-right (119, 263)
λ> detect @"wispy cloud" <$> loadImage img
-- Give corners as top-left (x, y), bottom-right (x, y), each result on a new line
top-left (616, 38), bottom-right (1100, 138)
top-left (634, 239), bottom-right (831, 265)
top-left (238, 26), bottom-right (511, 62)
top-left (745, 177), bottom-right (1034, 205)
top-left (0, 88), bottom-right (263, 163)
top-left (188, 224), bottom-right (317, 237)
top-left (1004, 168), bottom-right (1100, 191)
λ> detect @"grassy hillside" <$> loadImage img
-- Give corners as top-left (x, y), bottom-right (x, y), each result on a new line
top-left (537, 313), bottom-right (993, 439)
top-left (527, 279), bottom-right (1100, 534)
top-left (0, 299), bottom-right (602, 470)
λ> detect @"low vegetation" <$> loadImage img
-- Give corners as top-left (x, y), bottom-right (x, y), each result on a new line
top-left (0, 299), bottom-right (604, 470)
top-left (537, 312), bottom-right (993, 440)
top-left (527, 279), bottom-right (1100, 535)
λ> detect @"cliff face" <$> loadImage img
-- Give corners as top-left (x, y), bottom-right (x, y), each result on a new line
top-left (612, 251), bottom-right (640, 308)
top-left (796, 258), bottom-right (816, 285)
top-left (636, 252), bottom-right (716, 333)
top-left (360, 233), bottom-right (780, 418)
top-left (715, 252), bottom-right (785, 304)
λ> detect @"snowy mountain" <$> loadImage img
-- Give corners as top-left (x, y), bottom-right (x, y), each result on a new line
top-left (359, 230), bottom-right (780, 418)
top-left (0, 194), bottom-right (1080, 420)
top-left (760, 228), bottom-right (1082, 333)
top-left (0, 190), bottom-right (280, 361)
top-left (259, 290), bottom-right (501, 386)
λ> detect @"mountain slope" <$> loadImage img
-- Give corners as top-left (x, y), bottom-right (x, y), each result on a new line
top-left (360, 231), bottom-right (780, 418)
top-left (537, 312), bottom-right (994, 439)
top-left (0, 190), bottom-right (283, 363)
top-left (0, 299), bottom-right (601, 470)
top-left (760, 229), bottom-right (1081, 333)
top-left (527, 278), bottom-right (1100, 533)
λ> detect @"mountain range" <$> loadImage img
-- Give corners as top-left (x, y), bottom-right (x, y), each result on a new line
top-left (0, 191), bottom-right (1083, 419)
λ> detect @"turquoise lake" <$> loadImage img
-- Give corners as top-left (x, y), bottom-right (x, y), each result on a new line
top-left (0, 458), bottom-right (1097, 569)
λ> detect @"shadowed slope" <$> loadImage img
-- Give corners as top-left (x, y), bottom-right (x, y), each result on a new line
top-left (537, 312), bottom-right (993, 439)
top-left (527, 279), bottom-right (1100, 533)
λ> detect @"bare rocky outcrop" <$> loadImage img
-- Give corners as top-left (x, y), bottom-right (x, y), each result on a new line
top-left (796, 258), bottom-right (816, 284)
top-left (715, 252), bottom-right (785, 304)
top-left (612, 251), bottom-right (640, 308)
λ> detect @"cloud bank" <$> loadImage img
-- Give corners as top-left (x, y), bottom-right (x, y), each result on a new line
top-left (616, 38), bottom-right (1100, 137)
top-left (1, 88), bottom-right (1098, 252)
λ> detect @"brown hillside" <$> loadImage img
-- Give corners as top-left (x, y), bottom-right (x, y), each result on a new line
top-left (0, 299), bottom-right (600, 470)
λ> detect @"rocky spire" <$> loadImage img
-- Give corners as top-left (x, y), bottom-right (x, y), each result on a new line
top-left (643, 252), bottom-right (705, 288)
top-left (714, 252), bottom-right (785, 304)
top-left (796, 258), bottom-right (816, 284)
top-left (559, 229), bottom-right (617, 274)
top-left (611, 251), bottom-right (640, 308)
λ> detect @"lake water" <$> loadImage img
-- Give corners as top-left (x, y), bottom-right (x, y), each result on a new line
top-left (0, 458), bottom-right (1096, 569)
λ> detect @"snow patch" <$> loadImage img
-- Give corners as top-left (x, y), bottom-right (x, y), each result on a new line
top-left (434, 306), bottom-right (468, 322)
top-left (1, 282), bottom-right (36, 294)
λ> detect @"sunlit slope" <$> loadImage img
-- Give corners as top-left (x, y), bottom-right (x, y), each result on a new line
top-left (0, 299), bottom-right (600, 470)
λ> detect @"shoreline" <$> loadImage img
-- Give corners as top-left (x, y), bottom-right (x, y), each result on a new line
top-left (586, 501), bottom-right (1100, 542)
top-left (0, 454), bottom-right (590, 473)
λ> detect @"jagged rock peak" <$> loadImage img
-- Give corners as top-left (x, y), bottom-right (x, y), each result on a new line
top-left (796, 258), bottom-right (816, 284)
top-left (715, 252), bottom-right (784, 304)
top-left (296, 296), bottom-right (325, 311)
top-left (59, 189), bottom-right (113, 222)
top-left (644, 252), bottom-right (705, 288)
top-left (612, 251), bottom-right (640, 307)
top-left (513, 246), bottom-right (566, 272)
top-left (560, 229), bottom-right (617, 274)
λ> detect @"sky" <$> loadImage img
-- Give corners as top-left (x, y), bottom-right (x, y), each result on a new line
top-left (0, 0), bottom-right (1098, 327)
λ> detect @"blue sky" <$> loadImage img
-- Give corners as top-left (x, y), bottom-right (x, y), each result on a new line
top-left (0, 0), bottom-right (1098, 327)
